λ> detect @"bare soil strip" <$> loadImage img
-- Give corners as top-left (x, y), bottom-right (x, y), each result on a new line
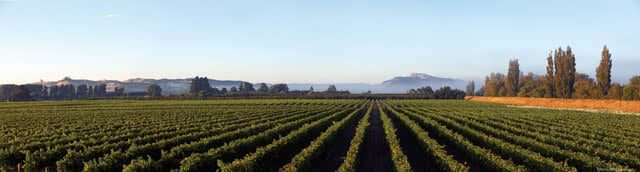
top-left (357, 104), bottom-right (393, 172)
top-left (466, 96), bottom-right (640, 114)
top-left (506, 105), bottom-right (640, 116)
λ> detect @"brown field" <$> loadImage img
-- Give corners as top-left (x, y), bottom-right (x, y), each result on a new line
top-left (466, 96), bottom-right (640, 113)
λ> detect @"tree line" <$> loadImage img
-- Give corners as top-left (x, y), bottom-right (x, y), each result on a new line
top-left (408, 86), bottom-right (467, 99)
top-left (478, 45), bottom-right (640, 100)
top-left (0, 83), bottom-right (163, 101)
top-left (187, 76), bottom-right (350, 99)
top-left (0, 76), bottom-right (352, 101)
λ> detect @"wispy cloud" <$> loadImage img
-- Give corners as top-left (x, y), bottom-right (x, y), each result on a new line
top-left (103, 14), bottom-right (121, 19)
top-left (0, 0), bottom-right (17, 4)
top-left (0, 0), bottom-right (17, 5)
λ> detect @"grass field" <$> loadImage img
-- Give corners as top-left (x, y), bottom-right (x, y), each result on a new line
top-left (0, 99), bottom-right (639, 172)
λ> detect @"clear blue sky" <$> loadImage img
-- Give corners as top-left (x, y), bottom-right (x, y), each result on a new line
top-left (1, 0), bottom-right (639, 84)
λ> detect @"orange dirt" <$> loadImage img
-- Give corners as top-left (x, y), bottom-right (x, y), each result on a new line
top-left (465, 96), bottom-right (640, 113)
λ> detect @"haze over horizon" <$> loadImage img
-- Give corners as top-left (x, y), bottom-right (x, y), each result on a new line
top-left (1, 0), bottom-right (639, 85)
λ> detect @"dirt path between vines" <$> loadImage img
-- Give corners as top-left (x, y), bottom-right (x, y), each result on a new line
top-left (310, 106), bottom-right (365, 172)
top-left (357, 103), bottom-right (393, 172)
top-left (387, 107), bottom-right (435, 172)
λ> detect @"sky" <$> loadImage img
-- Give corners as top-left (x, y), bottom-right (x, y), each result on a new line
top-left (1, 0), bottom-right (639, 85)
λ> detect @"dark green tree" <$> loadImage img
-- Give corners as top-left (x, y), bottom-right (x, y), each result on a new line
top-left (49, 85), bottom-right (59, 99)
top-left (553, 46), bottom-right (576, 99)
top-left (307, 86), bottom-right (314, 95)
top-left (257, 83), bottom-right (269, 93)
top-left (9, 85), bottom-right (32, 101)
top-left (483, 73), bottom-right (506, 97)
top-left (433, 86), bottom-right (466, 99)
top-left (409, 86), bottom-right (434, 95)
top-left (91, 85), bottom-right (98, 97)
top-left (114, 86), bottom-right (125, 96)
top-left (97, 84), bottom-right (107, 97)
top-left (76, 84), bottom-right (89, 98)
top-left (517, 73), bottom-right (537, 97)
top-left (190, 77), bottom-right (200, 94)
top-left (475, 86), bottom-right (485, 96)
top-left (505, 59), bottom-right (520, 96)
top-left (87, 85), bottom-right (94, 98)
top-left (0, 85), bottom-right (17, 101)
top-left (270, 84), bottom-right (289, 93)
top-left (229, 86), bottom-right (238, 93)
top-left (53, 84), bottom-right (75, 99)
top-left (189, 77), bottom-right (211, 94)
top-left (197, 90), bottom-right (208, 100)
top-left (573, 73), bottom-right (597, 99)
top-left (607, 83), bottom-right (623, 100)
top-left (239, 82), bottom-right (255, 93)
top-left (42, 86), bottom-right (49, 99)
top-left (466, 81), bottom-right (475, 96)
top-left (23, 84), bottom-right (45, 99)
top-left (147, 84), bottom-right (162, 97)
top-left (326, 85), bottom-right (337, 93)
top-left (544, 52), bottom-right (555, 98)
top-left (623, 76), bottom-right (640, 100)
top-left (209, 87), bottom-right (221, 95)
top-left (596, 45), bottom-right (612, 98)
top-left (63, 84), bottom-right (76, 99)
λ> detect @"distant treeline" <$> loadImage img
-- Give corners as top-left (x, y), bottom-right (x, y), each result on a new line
top-left (141, 93), bottom-right (437, 100)
top-left (407, 86), bottom-right (467, 99)
top-left (0, 84), bottom-right (132, 101)
top-left (476, 45), bottom-right (640, 100)
top-left (0, 76), bottom-right (470, 101)
top-left (186, 76), bottom-right (351, 99)
top-left (0, 77), bottom-right (354, 101)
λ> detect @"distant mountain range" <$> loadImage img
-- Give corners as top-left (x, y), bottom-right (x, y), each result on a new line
top-left (381, 73), bottom-right (467, 92)
top-left (32, 73), bottom-right (468, 94)
top-left (289, 73), bottom-right (467, 93)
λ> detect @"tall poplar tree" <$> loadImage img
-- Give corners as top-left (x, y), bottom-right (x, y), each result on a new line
top-left (483, 73), bottom-right (506, 97)
top-left (505, 59), bottom-right (520, 96)
top-left (596, 45), bottom-right (612, 98)
top-left (554, 46), bottom-right (576, 99)
top-left (466, 81), bottom-right (475, 96)
top-left (544, 53), bottom-right (555, 98)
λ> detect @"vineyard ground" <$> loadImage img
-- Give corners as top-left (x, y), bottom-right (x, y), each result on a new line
top-left (310, 106), bottom-right (365, 172)
top-left (356, 104), bottom-right (393, 172)
top-left (386, 105), bottom-right (434, 172)
top-left (387, 105), bottom-right (484, 172)
top-left (0, 99), bottom-right (638, 172)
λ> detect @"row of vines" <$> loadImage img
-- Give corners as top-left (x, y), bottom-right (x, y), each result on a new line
top-left (381, 100), bottom-right (639, 172)
top-left (1, 99), bottom-right (638, 171)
